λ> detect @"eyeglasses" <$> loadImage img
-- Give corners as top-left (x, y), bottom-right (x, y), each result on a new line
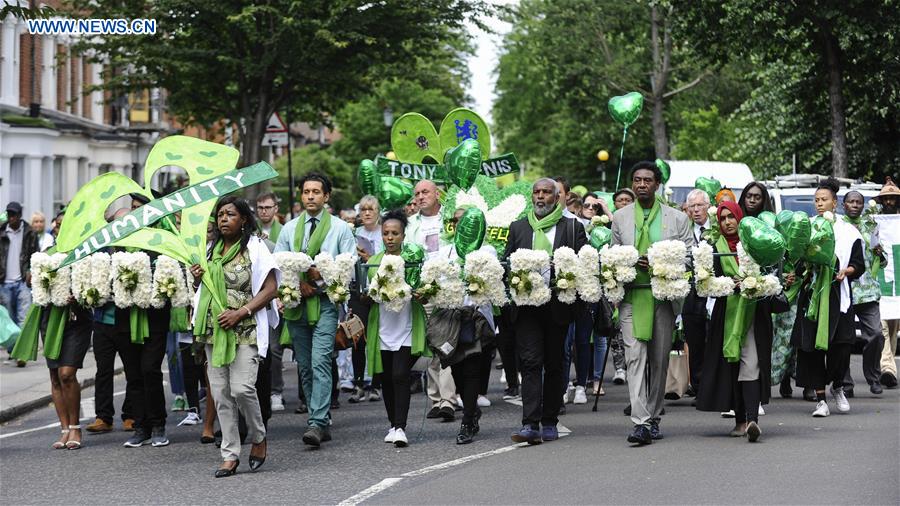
top-left (587, 203), bottom-right (603, 211)
top-left (256, 205), bottom-right (277, 212)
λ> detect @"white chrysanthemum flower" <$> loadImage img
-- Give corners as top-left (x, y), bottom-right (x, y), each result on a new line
top-left (151, 255), bottom-right (190, 308)
top-left (464, 250), bottom-right (507, 306)
top-left (508, 249), bottom-right (551, 307)
top-left (420, 257), bottom-right (465, 309)
top-left (370, 254), bottom-right (412, 312)
top-left (823, 211), bottom-right (835, 223)
top-left (315, 252), bottom-right (356, 304)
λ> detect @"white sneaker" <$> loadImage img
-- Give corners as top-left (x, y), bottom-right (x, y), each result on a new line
top-left (500, 370), bottom-right (507, 384)
top-left (721, 410), bottom-right (735, 418)
top-left (393, 428), bottom-right (408, 447)
top-left (271, 393), bottom-right (285, 412)
top-left (457, 395), bottom-right (465, 409)
top-left (573, 386), bottom-right (587, 404)
top-left (831, 387), bottom-right (850, 413)
top-left (613, 369), bottom-right (626, 385)
top-left (177, 410), bottom-right (201, 427)
top-left (812, 400), bottom-right (830, 417)
top-left (565, 382), bottom-right (575, 404)
top-left (477, 395), bottom-right (491, 407)
top-left (384, 427), bottom-right (396, 443)
top-left (758, 404), bottom-right (765, 416)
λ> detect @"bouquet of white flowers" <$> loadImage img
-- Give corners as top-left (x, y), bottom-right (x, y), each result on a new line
top-left (736, 243), bottom-right (782, 299)
top-left (509, 249), bottom-right (551, 307)
top-left (151, 255), bottom-right (191, 308)
top-left (368, 254), bottom-right (412, 312)
top-left (315, 252), bottom-right (355, 304)
top-left (463, 250), bottom-right (507, 307)
top-left (111, 251), bottom-right (153, 308)
top-left (274, 252), bottom-right (313, 308)
top-left (692, 242), bottom-right (736, 298)
top-left (71, 253), bottom-right (112, 308)
top-left (648, 240), bottom-right (690, 301)
top-left (30, 252), bottom-right (71, 306)
top-left (599, 244), bottom-right (639, 304)
top-left (552, 247), bottom-right (580, 304)
top-left (576, 245), bottom-right (602, 303)
top-left (419, 257), bottom-right (466, 309)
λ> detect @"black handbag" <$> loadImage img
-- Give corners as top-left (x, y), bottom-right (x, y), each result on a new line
top-left (593, 297), bottom-right (616, 336)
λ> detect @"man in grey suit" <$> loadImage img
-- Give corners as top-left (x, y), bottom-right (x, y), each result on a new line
top-left (611, 161), bottom-right (693, 445)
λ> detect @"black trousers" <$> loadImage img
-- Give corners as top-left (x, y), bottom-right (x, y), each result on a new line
top-left (92, 323), bottom-right (138, 424)
top-left (515, 308), bottom-right (568, 428)
top-left (797, 343), bottom-right (852, 390)
top-left (179, 344), bottom-right (204, 410)
top-left (478, 345), bottom-right (496, 396)
top-left (381, 347), bottom-right (414, 429)
top-left (734, 379), bottom-right (761, 424)
top-left (683, 313), bottom-right (707, 393)
top-left (451, 352), bottom-right (483, 425)
top-left (497, 307), bottom-right (520, 388)
top-left (127, 329), bottom-right (168, 431)
top-left (844, 301), bottom-right (884, 388)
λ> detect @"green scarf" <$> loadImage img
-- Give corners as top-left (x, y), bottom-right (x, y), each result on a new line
top-left (626, 198), bottom-right (662, 342)
top-left (806, 261), bottom-right (834, 351)
top-left (259, 219), bottom-right (283, 244)
top-left (716, 236), bottom-right (756, 363)
top-left (364, 252), bottom-right (429, 375)
top-left (129, 308), bottom-right (149, 344)
top-left (284, 210), bottom-right (332, 325)
top-left (10, 305), bottom-right (68, 362)
top-left (843, 215), bottom-right (881, 280)
top-left (783, 260), bottom-right (802, 304)
top-left (194, 239), bottom-right (241, 367)
top-left (527, 203), bottom-right (563, 254)
top-left (169, 306), bottom-right (190, 332)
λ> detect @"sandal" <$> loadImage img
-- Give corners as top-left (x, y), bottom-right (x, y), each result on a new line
top-left (52, 429), bottom-right (70, 449)
top-left (65, 425), bottom-right (83, 450)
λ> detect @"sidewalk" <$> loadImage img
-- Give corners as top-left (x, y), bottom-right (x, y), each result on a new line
top-left (0, 350), bottom-right (121, 424)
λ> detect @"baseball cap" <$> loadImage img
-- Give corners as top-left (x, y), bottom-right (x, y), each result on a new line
top-left (5, 202), bottom-right (22, 215)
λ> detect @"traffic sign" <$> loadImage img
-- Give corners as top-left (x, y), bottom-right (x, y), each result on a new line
top-left (263, 112), bottom-right (289, 146)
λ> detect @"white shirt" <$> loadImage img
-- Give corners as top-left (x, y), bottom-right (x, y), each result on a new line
top-left (39, 232), bottom-right (55, 252)
top-left (693, 219), bottom-right (709, 244)
top-left (4, 224), bottom-right (23, 282)
top-left (417, 213), bottom-right (443, 259)
top-left (379, 299), bottom-right (413, 351)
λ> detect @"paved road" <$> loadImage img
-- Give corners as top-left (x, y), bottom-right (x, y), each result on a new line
top-left (1, 356), bottom-right (897, 505)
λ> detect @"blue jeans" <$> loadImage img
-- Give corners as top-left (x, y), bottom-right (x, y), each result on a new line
top-left (592, 335), bottom-right (609, 382)
top-left (563, 309), bottom-right (593, 388)
top-left (166, 332), bottom-right (185, 395)
top-left (0, 280), bottom-right (31, 351)
top-left (288, 296), bottom-right (338, 429)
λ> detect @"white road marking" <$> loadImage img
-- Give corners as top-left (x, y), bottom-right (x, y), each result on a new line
top-left (401, 445), bottom-right (519, 477)
top-left (336, 478), bottom-right (403, 506)
top-left (0, 389), bottom-right (125, 439)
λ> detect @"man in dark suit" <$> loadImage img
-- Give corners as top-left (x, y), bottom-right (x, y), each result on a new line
top-left (682, 188), bottom-right (712, 397)
top-left (504, 178), bottom-right (587, 445)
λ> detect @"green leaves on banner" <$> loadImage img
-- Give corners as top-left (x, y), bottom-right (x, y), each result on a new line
top-left (390, 108), bottom-right (491, 164)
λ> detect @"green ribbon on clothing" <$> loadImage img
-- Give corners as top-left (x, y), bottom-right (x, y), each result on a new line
top-left (10, 305), bottom-right (68, 361)
top-left (716, 236), bottom-right (756, 363)
top-left (279, 324), bottom-right (292, 345)
top-left (526, 203), bottom-right (563, 255)
top-left (169, 307), bottom-right (190, 333)
top-left (284, 211), bottom-right (332, 325)
top-left (627, 198), bottom-right (661, 342)
top-left (806, 262), bottom-right (833, 351)
top-left (193, 239), bottom-right (241, 367)
top-left (129, 308), bottom-right (149, 344)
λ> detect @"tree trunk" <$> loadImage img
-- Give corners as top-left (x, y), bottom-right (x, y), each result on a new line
top-left (649, 5), bottom-right (670, 160)
top-left (240, 102), bottom-right (272, 199)
top-left (823, 32), bottom-right (848, 178)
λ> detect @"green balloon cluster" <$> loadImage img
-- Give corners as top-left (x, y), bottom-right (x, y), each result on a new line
top-left (454, 207), bottom-right (486, 260)
top-left (608, 92), bottom-right (644, 127)
top-left (358, 159), bottom-right (378, 196)
top-left (757, 211), bottom-right (776, 228)
top-left (805, 217), bottom-right (836, 266)
top-left (444, 138), bottom-right (482, 191)
top-left (777, 211), bottom-right (811, 263)
top-left (738, 216), bottom-right (786, 267)
top-left (695, 177), bottom-right (722, 202)
top-left (589, 226), bottom-right (612, 250)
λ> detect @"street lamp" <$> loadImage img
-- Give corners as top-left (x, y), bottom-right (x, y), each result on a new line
top-left (383, 107), bottom-right (393, 127)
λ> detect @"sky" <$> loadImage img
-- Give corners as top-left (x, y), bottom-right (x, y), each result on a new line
top-left (465, 1), bottom-right (516, 126)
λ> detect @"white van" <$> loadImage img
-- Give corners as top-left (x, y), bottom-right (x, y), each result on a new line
top-left (764, 175), bottom-right (880, 216)
top-left (661, 160), bottom-right (755, 204)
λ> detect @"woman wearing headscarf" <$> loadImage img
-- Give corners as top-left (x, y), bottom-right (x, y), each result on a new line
top-left (715, 188), bottom-right (737, 204)
top-left (737, 182), bottom-right (774, 218)
top-left (792, 178), bottom-right (865, 417)
top-left (696, 201), bottom-right (777, 442)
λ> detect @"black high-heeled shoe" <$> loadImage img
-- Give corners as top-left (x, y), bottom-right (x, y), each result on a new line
top-left (200, 435), bottom-right (216, 444)
top-left (214, 460), bottom-right (239, 478)
top-left (249, 439), bottom-right (267, 471)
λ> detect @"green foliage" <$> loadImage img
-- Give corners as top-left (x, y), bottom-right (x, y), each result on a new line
top-left (671, 106), bottom-right (735, 161)
top-left (271, 144), bottom-right (354, 211)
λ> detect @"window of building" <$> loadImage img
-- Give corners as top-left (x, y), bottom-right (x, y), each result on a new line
top-left (9, 157), bottom-right (25, 203)
top-left (53, 157), bottom-right (65, 212)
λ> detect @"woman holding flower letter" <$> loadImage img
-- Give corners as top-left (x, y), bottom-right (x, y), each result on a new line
top-left (611, 161), bottom-right (693, 446)
top-left (190, 196), bottom-right (280, 477)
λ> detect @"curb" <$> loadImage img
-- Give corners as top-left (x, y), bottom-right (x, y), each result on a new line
top-left (0, 366), bottom-right (124, 424)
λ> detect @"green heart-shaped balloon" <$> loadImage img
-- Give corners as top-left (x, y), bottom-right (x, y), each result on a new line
top-left (738, 217), bottom-right (786, 267)
top-left (608, 92), bottom-right (644, 127)
top-left (775, 210), bottom-right (794, 235)
top-left (358, 159), bottom-right (378, 196)
top-left (758, 211), bottom-right (777, 228)
top-left (589, 226), bottom-right (612, 250)
top-left (455, 207), bottom-right (486, 260)
top-left (695, 177), bottom-right (722, 202)
top-left (655, 159), bottom-right (671, 185)
top-left (805, 217), bottom-right (835, 266)
top-left (401, 243), bottom-right (425, 288)
top-left (444, 138), bottom-right (482, 191)
top-left (376, 177), bottom-right (414, 210)
top-left (783, 211), bottom-right (811, 263)
top-left (390, 112), bottom-right (442, 163)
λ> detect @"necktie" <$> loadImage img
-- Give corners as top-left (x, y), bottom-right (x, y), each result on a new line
top-left (698, 226), bottom-right (705, 242)
top-left (309, 217), bottom-right (318, 236)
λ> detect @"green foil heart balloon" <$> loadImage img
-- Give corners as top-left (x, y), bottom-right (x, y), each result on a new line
top-left (695, 177), bottom-right (722, 202)
top-left (444, 138), bottom-right (482, 191)
top-left (655, 159), bottom-right (671, 184)
top-left (589, 226), bottom-right (612, 250)
top-left (775, 210), bottom-right (794, 235)
top-left (401, 243), bottom-right (425, 288)
top-left (358, 159), bottom-right (378, 196)
top-left (608, 92), bottom-right (644, 127)
top-left (738, 216), bottom-right (786, 267)
top-left (376, 177), bottom-right (414, 210)
top-left (455, 207), bottom-right (486, 260)
top-left (783, 211), bottom-right (811, 263)
top-left (758, 211), bottom-right (776, 228)
top-left (805, 217), bottom-right (835, 266)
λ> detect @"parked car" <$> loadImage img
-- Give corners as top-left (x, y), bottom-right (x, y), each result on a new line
top-left (763, 174), bottom-right (879, 216)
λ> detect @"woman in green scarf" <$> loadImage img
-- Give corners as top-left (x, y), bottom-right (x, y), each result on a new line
top-left (190, 196), bottom-right (279, 477)
top-left (363, 209), bottom-right (428, 448)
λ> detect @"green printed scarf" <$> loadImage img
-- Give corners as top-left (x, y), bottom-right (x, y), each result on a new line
top-left (284, 211), bottom-right (332, 325)
top-left (194, 239), bottom-right (241, 367)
